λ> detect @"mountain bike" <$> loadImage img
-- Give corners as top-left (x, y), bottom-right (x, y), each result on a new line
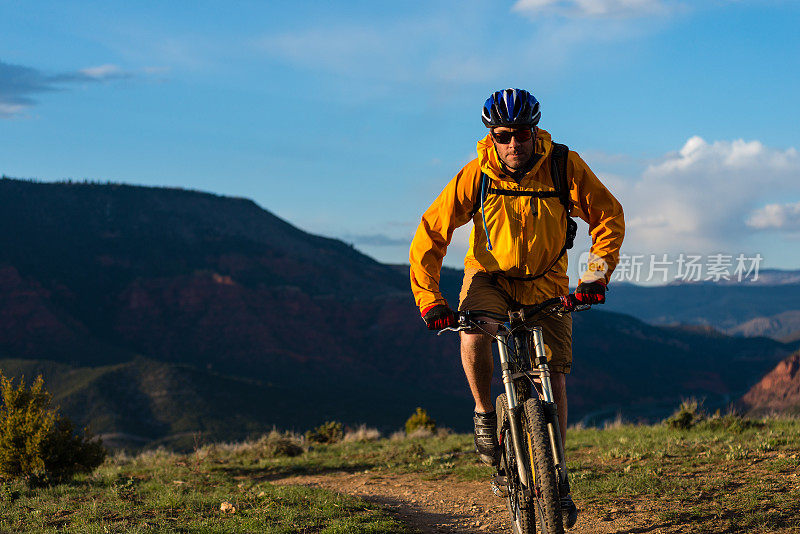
top-left (440, 295), bottom-right (590, 534)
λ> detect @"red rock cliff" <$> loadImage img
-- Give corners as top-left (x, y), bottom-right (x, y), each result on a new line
top-left (740, 351), bottom-right (800, 415)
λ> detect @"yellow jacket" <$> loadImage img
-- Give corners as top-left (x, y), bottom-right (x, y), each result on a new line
top-left (409, 129), bottom-right (625, 313)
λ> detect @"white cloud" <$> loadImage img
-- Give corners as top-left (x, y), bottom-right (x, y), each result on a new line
top-left (513, 0), bottom-right (674, 18)
top-left (0, 103), bottom-right (25, 118)
top-left (79, 64), bottom-right (125, 79)
top-left (747, 201), bottom-right (800, 231)
top-left (610, 136), bottom-right (800, 255)
top-left (1, 60), bottom-right (160, 118)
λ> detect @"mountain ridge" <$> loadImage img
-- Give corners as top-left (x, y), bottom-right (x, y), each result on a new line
top-left (0, 177), bottom-right (797, 447)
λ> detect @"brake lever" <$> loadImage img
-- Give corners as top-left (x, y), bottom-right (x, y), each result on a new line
top-left (437, 326), bottom-right (468, 336)
top-left (559, 295), bottom-right (591, 313)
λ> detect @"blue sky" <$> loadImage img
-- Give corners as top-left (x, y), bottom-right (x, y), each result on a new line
top-left (2, 0), bottom-right (799, 280)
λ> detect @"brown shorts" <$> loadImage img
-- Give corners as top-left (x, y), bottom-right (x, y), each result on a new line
top-left (458, 269), bottom-right (573, 374)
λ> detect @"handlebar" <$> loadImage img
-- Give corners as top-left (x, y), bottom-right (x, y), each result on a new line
top-left (437, 295), bottom-right (591, 335)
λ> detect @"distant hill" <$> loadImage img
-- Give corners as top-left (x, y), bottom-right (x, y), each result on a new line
top-left (0, 177), bottom-right (796, 446)
top-left (695, 269), bottom-right (800, 286)
top-left (426, 265), bottom-right (800, 342)
top-left (600, 282), bottom-right (800, 340)
top-left (568, 310), bottom-right (796, 424)
top-left (739, 351), bottom-right (800, 416)
top-left (0, 357), bottom-right (466, 450)
top-left (728, 311), bottom-right (800, 343)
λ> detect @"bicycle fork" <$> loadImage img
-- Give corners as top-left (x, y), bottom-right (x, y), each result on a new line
top-left (496, 335), bottom-right (530, 488)
top-left (530, 327), bottom-right (571, 497)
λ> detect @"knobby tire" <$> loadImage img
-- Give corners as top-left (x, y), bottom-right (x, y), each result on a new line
top-left (497, 394), bottom-right (535, 534)
top-left (522, 397), bottom-right (564, 534)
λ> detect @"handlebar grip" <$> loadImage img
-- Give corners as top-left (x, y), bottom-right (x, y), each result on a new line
top-left (560, 294), bottom-right (578, 310)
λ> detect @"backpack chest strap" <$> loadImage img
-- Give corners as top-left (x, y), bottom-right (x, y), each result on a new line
top-left (487, 187), bottom-right (560, 198)
top-left (467, 142), bottom-right (576, 275)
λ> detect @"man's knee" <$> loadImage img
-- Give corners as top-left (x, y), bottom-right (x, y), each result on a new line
top-left (460, 331), bottom-right (491, 353)
top-left (459, 316), bottom-right (497, 349)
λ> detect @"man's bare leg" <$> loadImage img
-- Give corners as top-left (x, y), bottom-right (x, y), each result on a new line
top-left (461, 328), bottom-right (568, 436)
top-left (550, 371), bottom-right (567, 444)
top-left (460, 326), bottom-right (497, 413)
top-left (461, 325), bottom-right (501, 465)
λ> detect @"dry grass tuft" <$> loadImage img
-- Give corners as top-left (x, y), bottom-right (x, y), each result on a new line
top-left (197, 429), bottom-right (304, 459)
top-left (343, 425), bottom-right (381, 442)
top-left (603, 412), bottom-right (626, 430)
top-left (406, 427), bottom-right (434, 439)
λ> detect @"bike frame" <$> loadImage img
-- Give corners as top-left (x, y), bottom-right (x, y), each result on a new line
top-left (440, 296), bottom-right (586, 501)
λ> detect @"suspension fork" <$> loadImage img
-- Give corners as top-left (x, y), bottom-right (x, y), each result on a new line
top-left (496, 333), bottom-right (530, 488)
top-left (531, 326), bottom-right (571, 496)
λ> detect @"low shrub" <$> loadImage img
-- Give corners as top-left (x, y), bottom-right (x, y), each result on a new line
top-left (664, 398), bottom-right (704, 430)
top-left (405, 443), bottom-right (426, 459)
top-left (702, 410), bottom-right (762, 433)
top-left (259, 430), bottom-right (303, 458)
top-left (0, 372), bottom-right (106, 485)
top-left (405, 407), bottom-right (436, 435)
top-left (306, 421), bottom-right (343, 444)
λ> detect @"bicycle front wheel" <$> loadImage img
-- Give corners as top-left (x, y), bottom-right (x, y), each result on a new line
top-left (522, 397), bottom-right (564, 534)
top-left (497, 393), bottom-right (535, 534)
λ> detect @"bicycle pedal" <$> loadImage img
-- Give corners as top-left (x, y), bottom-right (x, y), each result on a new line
top-left (490, 475), bottom-right (508, 498)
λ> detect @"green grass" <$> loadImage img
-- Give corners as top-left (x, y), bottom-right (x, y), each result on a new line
top-left (1, 418), bottom-right (798, 533)
top-left (566, 417), bottom-right (800, 533)
top-left (225, 431), bottom-right (486, 482)
top-left (0, 442), bottom-right (412, 533)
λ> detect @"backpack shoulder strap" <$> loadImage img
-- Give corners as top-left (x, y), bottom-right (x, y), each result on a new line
top-left (550, 141), bottom-right (577, 252)
top-left (468, 172), bottom-right (488, 219)
top-left (550, 142), bottom-right (571, 214)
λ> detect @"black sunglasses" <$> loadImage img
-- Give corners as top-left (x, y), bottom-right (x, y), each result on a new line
top-left (491, 129), bottom-right (533, 144)
top-left (492, 130), bottom-right (533, 145)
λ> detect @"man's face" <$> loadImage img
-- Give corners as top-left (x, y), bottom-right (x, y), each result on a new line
top-left (491, 127), bottom-right (534, 171)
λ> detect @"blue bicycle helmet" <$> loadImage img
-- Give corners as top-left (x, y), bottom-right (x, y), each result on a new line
top-left (481, 88), bottom-right (541, 128)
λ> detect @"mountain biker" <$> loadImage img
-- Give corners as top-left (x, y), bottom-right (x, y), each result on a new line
top-left (408, 88), bottom-right (625, 527)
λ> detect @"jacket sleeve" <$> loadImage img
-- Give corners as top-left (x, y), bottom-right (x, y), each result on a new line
top-left (567, 151), bottom-right (625, 284)
top-left (409, 162), bottom-right (480, 314)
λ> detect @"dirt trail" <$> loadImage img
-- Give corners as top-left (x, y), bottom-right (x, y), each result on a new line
top-left (274, 471), bottom-right (642, 534)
